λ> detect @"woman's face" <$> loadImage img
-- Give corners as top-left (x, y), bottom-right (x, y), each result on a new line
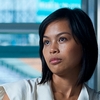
top-left (42, 20), bottom-right (82, 76)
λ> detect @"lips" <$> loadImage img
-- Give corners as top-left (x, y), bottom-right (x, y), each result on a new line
top-left (49, 58), bottom-right (62, 65)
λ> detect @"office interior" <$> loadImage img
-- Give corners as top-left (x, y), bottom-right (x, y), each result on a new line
top-left (0, 0), bottom-right (100, 91)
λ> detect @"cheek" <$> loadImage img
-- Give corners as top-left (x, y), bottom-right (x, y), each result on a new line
top-left (43, 48), bottom-right (48, 61)
top-left (43, 49), bottom-right (50, 66)
top-left (68, 46), bottom-right (83, 64)
top-left (61, 44), bottom-right (82, 63)
top-left (42, 49), bottom-right (45, 58)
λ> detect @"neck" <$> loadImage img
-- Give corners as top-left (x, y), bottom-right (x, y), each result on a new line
top-left (51, 74), bottom-right (82, 98)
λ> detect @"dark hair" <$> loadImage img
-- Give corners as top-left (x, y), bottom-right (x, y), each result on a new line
top-left (39, 7), bottom-right (98, 85)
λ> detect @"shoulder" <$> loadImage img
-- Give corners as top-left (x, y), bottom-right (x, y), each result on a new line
top-left (85, 84), bottom-right (100, 100)
top-left (0, 78), bottom-right (41, 100)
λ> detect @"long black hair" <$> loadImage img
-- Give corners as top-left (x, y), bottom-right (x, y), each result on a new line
top-left (39, 7), bottom-right (98, 85)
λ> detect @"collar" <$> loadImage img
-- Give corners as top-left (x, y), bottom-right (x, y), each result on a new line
top-left (37, 81), bottom-right (54, 100)
top-left (78, 84), bottom-right (89, 100)
top-left (37, 81), bottom-right (89, 100)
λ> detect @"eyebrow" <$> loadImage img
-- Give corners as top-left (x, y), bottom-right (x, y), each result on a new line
top-left (43, 32), bottom-right (71, 39)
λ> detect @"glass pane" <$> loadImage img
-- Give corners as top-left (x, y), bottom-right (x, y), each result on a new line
top-left (0, 58), bottom-right (42, 84)
top-left (0, 0), bottom-right (81, 23)
top-left (0, 33), bottom-right (39, 46)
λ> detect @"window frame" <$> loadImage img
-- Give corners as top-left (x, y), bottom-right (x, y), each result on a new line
top-left (0, 23), bottom-right (40, 58)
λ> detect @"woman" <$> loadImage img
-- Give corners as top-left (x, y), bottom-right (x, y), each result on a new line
top-left (0, 7), bottom-right (99, 100)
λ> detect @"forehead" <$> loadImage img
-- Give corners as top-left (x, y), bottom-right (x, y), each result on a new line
top-left (44, 19), bottom-right (71, 36)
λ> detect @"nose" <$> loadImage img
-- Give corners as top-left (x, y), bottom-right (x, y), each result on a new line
top-left (50, 43), bottom-right (59, 54)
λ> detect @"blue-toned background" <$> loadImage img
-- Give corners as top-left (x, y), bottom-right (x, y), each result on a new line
top-left (0, 0), bottom-right (81, 23)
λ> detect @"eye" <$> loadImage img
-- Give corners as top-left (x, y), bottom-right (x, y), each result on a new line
top-left (43, 40), bottom-right (50, 45)
top-left (59, 37), bottom-right (67, 43)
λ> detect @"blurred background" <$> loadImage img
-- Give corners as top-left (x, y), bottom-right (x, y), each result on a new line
top-left (0, 0), bottom-right (100, 91)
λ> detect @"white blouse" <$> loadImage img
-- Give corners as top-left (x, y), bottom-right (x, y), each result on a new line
top-left (0, 78), bottom-right (100, 100)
